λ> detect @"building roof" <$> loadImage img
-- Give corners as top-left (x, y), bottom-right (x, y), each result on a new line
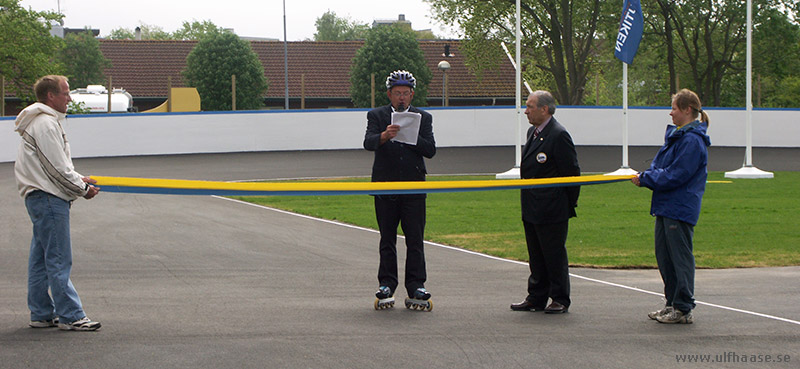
top-left (97, 39), bottom-right (516, 101)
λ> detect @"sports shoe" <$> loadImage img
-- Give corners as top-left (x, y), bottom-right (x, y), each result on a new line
top-left (656, 309), bottom-right (693, 324)
top-left (29, 317), bottom-right (59, 328)
top-left (59, 317), bottom-right (102, 331)
top-left (411, 287), bottom-right (431, 300)
top-left (648, 306), bottom-right (673, 320)
top-left (375, 286), bottom-right (393, 299)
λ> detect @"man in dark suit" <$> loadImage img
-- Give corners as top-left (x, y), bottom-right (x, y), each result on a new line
top-left (510, 90), bottom-right (580, 314)
top-left (363, 70), bottom-right (436, 307)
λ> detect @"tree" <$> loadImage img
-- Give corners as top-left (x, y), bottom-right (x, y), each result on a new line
top-left (751, 6), bottom-right (800, 107)
top-left (415, 29), bottom-right (439, 40)
top-left (59, 31), bottom-right (111, 89)
top-left (767, 76), bottom-right (800, 107)
top-left (173, 19), bottom-right (224, 40)
top-left (108, 20), bottom-right (222, 40)
top-left (653, 0), bottom-right (748, 106)
top-left (349, 25), bottom-right (432, 108)
top-left (314, 10), bottom-right (369, 41)
top-left (106, 23), bottom-right (172, 40)
top-left (641, 0), bottom-right (799, 107)
top-left (107, 27), bottom-right (136, 40)
top-left (67, 100), bottom-right (91, 114)
top-left (584, 0), bottom-right (680, 107)
top-left (0, 0), bottom-right (64, 101)
top-left (426, 0), bottom-right (616, 105)
top-left (580, 0), bottom-right (800, 108)
top-left (182, 30), bottom-right (268, 111)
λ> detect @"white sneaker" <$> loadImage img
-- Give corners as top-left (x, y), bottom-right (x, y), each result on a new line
top-left (657, 309), bottom-right (693, 324)
top-left (648, 306), bottom-right (673, 320)
top-left (29, 317), bottom-right (58, 328)
top-left (59, 317), bottom-right (102, 331)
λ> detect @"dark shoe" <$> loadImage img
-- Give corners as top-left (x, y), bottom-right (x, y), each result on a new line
top-left (510, 300), bottom-right (545, 312)
top-left (411, 287), bottom-right (431, 300)
top-left (375, 286), bottom-right (393, 299)
top-left (544, 301), bottom-right (569, 314)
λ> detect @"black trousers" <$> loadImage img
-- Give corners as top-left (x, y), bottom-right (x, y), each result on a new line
top-left (654, 216), bottom-right (696, 313)
top-left (523, 220), bottom-right (571, 308)
top-left (374, 195), bottom-right (427, 295)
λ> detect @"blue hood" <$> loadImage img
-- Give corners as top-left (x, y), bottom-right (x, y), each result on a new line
top-left (665, 120), bottom-right (711, 147)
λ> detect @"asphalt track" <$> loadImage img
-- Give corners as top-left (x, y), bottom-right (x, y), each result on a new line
top-left (1, 147), bottom-right (798, 368)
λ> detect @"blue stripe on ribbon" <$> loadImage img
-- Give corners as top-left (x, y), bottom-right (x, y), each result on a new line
top-left (97, 177), bottom-right (631, 196)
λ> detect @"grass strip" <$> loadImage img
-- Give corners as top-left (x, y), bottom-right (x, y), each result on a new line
top-left (231, 172), bottom-right (800, 269)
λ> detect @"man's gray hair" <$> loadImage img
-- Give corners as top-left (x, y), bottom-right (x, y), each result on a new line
top-left (531, 90), bottom-right (556, 115)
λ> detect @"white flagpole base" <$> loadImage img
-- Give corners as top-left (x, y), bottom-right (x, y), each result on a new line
top-left (724, 166), bottom-right (774, 179)
top-left (604, 167), bottom-right (638, 176)
top-left (496, 167), bottom-right (520, 179)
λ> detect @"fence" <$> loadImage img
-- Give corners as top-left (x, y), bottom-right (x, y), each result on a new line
top-left (1, 105), bottom-right (798, 163)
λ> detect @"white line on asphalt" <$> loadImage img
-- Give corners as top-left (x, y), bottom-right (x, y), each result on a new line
top-left (214, 195), bottom-right (800, 327)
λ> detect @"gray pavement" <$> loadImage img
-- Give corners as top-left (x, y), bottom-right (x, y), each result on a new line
top-left (1, 147), bottom-right (798, 369)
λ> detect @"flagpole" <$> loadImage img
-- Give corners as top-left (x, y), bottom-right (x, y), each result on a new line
top-left (607, 1), bottom-right (639, 176)
top-left (515, 0), bottom-right (521, 169)
top-left (724, 0), bottom-right (772, 179)
top-left (622, 62), bottom-right (629, 169)
top-left (283, 0), bottom-right (289, 110)
top-left (496, 0), bottom-right (522, 179)
top-left (605, 62), bottom-right (637, 176)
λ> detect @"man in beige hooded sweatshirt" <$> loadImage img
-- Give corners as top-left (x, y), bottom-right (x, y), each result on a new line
top-left (14, 75), bottom-right (101, 331)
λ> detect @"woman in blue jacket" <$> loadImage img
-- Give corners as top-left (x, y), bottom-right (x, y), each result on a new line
top-left (632, 89), bottom-right (711, 324)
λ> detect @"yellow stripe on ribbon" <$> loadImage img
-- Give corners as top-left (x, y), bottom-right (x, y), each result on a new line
top-left (91, 174), bottom-right (636, 196)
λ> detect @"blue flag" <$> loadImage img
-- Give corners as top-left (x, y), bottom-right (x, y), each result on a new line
top-left (614, 0), bottom-right (644, 64)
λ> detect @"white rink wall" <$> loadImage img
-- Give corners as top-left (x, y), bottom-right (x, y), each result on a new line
top-left (2, 106), bottom-right (798, 163)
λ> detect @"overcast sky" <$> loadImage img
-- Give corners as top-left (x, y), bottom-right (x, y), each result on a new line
top-left (20, 0), bottom-right (459, 40)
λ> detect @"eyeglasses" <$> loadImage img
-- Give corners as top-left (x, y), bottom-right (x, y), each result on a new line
top-left (392, 91), bottom-right (412, 97)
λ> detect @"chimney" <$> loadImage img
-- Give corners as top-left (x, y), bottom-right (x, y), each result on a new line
top-left (398, 14), bottom-right (405, 21)
top-left (443, 44), bottom-right (454, 57)
top-left (135, 26), bottom-right (141, 40)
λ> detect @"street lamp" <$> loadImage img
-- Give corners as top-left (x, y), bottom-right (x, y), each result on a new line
top-left (437, 60), bottom-right (450, 107)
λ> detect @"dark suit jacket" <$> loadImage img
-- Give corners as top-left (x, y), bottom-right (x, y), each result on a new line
top-left (363, 105), bottom-right (436, 183)
top-left (520, 117), bottom-right (580, 224)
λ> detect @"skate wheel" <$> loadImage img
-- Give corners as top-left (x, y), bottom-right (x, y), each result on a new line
top-left (426, 300), bottom-right (433, 312)
top-left (375, 298), bottom-right (395, 310)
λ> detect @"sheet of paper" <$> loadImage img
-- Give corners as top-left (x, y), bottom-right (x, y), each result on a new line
top-left (390, 111), bottom-right (422, 145)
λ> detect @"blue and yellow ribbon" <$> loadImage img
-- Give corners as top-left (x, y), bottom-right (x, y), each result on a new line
top-left (90, 174), bottom-right (636, 196)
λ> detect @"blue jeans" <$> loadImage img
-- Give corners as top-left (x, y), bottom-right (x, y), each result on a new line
top-left (25, 191), bottom-right (86, 322)
top-left (654, 216), bottom-right (696, 313)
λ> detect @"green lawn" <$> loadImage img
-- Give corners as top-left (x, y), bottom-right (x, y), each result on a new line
top-left (231, 172), bottom-right (800, 269)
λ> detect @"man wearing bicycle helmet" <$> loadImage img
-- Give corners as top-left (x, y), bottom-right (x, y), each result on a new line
top-left (364, 70), bottom-right (436, 310)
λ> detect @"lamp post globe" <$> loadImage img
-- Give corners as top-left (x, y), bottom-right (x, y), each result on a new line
top-left (438, 61), bottom-right (451, 106)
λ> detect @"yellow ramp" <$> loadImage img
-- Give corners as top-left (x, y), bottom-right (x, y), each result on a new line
top-left (142, 87), bottom-right (201, 113)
